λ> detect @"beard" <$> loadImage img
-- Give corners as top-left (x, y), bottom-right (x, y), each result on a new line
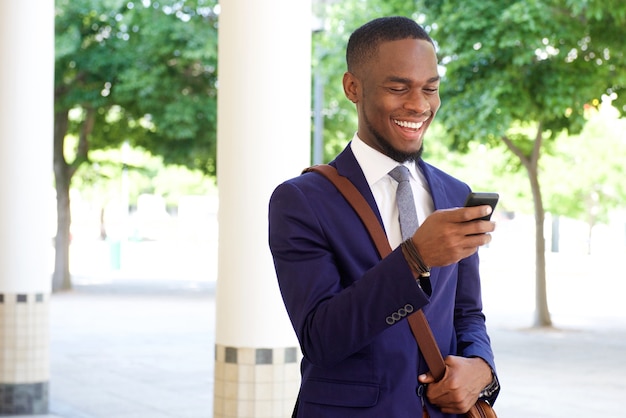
top-left (364, 111), bottom-right (424, 163)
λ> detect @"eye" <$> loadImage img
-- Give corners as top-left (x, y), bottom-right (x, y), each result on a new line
top-left (388, 86), bottom-right (408, 93)
top-left (424, 87), bottom-right (439, 94)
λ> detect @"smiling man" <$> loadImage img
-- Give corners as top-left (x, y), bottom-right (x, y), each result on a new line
top-left (269, 16), bottom-right (499, 417)
top-left (344, 35), bottom-right (440, 163)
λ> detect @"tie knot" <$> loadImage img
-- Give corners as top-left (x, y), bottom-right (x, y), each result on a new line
top-left (389, 165), bottom-right (411, 183)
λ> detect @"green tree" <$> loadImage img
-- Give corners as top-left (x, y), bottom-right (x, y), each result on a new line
top-left (416, 0), bottom-right (626, 326)
top-left (54, 0), bottom-right (218, 291)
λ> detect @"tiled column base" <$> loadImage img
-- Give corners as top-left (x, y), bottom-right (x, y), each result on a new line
top-left (0, 382), bottom-right (48, 415)
top-left (213, 344), bottom-right (301, 418)
top-left (0, 292), bottom-right (49, 415)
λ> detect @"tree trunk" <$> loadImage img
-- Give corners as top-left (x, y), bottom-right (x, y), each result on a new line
top-left (528, 162), bottom-right (552, 327)
top-left (52, 174), bottom-right (72, 292)
top-left (502, 124), bottom-right (552, 327)
top-left (51, 107), bottom-right (95, 292)
top-left (52, 110), bottom-right (72, 292)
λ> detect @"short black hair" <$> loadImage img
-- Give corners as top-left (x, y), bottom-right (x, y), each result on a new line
top-left (346, 16), bottom-right (434, 74)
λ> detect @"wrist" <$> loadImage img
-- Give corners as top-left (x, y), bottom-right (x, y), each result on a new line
top-left (401, 238), bottom-right (430, 278)
top-left (471, 357), bottom-right (499, 400)
top-left (479, 373), bottom-right (499, 399)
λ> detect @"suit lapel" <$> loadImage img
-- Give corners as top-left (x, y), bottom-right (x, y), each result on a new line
top-left (328, 147), bottom-right (452, 295)
top-left (418, 159), bottom-right (449, 210)
top-left (331, 145), bottom-right (386, 233)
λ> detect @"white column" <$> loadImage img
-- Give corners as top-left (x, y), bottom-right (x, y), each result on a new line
top-left (0, 1), bottom-right (54, 415)
top-left (214, 0), bottom-right (312, 416)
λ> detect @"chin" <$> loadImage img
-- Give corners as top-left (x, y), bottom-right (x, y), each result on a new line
top-left (385, 142), bottom-right (423, 163)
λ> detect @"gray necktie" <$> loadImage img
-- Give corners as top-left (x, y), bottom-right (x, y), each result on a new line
top-left (389, 166), bottom-right (419, 241)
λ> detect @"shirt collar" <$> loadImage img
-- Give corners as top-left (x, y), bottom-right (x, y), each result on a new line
top-left (350, 133), bottom-right (419, 185)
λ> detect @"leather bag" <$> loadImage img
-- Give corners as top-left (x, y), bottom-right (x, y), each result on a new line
top-left (304, 164), bottom-right (497, 418)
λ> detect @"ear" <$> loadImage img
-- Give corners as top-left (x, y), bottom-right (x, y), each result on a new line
top-left (342, 71), bottom-right (359, 103)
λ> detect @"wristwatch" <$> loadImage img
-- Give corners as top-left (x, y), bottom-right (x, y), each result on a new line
top-left (479, 373), bottom-right (500, 399)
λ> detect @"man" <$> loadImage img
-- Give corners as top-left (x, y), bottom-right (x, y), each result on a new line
top-left (269, 16), bottom-right (499, 417)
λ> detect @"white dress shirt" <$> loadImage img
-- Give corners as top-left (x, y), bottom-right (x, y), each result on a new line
top-left (350, 133), bottom-right (435, 249)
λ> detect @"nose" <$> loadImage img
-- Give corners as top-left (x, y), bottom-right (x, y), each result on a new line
top-left (404, 90), bottom-right (431, 114)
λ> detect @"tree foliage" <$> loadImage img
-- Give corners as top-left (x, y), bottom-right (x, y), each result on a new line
top-left (418, 0), bottom-right (625, 149)
top-left (53, 0), bottom-right (218, 290)
top-left (55, 0), bottom-right (219, 172)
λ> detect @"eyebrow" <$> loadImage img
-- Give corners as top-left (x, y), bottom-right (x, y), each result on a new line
top-left (386, 75), bottom-right (441, 84)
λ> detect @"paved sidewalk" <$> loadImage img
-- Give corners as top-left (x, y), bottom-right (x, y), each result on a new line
top-left (36, 279), bottom-right (216, 418)
top-left (11, 275), bottom-right (626, 418)
top-left (487, 319), bottom-right (626, 416)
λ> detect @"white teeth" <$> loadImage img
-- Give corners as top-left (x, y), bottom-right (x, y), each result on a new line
top-left (394, 119), bottom-right (424, 130)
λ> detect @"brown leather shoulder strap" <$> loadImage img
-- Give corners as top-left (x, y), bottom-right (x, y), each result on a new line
top-left (304, 164), bottom-right (391, 258)
top-left (303, 164), bottom-right (446, 381)
top-left (408, 312), bottom-right (446, 381)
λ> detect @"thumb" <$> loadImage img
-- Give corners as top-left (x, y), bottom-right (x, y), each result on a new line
top-left (418, 372), bottom-right (435, 384)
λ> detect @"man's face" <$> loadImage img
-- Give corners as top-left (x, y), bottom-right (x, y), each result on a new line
top-left (344, 38), bottom-right (440, 162)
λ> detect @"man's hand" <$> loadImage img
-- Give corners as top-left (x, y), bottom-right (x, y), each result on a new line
top-left (412, 206), bottom-right (495, 268)
top-left (418, 356), bottom-right (493, 414)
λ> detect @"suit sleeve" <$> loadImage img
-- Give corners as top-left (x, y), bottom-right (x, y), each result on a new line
top-left (453, 231), bottom-right (500, 404)
top-left (269, 180), bottom-right (430, 368)
top-left (426, 168), bottom-right (500, 404)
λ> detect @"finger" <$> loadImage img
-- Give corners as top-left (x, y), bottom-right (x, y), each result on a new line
top-left (460, 214), bottom-right (496, 235)
top-left (457, 205), bottom-right (493, 223)
top-left (418, 373), bottom-right (435, 384)
top-left (462, 222), bottom-right (495, 239)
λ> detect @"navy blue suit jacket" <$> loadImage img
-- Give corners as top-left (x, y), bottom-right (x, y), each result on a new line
top-left (268, 144), bottom-right (498, 417)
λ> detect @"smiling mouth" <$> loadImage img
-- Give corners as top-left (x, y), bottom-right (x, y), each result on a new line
top-left (393, 119), bottom-right (427, 130)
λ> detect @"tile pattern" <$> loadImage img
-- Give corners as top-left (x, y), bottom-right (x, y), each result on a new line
top-left (0, 382), bottom-right (49, 415)
top-left (213, 345), bottom-right (301, 418)
top-left (0, 292), bottom-right (50, 414)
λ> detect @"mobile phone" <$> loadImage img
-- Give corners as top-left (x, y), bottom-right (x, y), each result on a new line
top-left (464, 192), bottom-right (499, 221)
